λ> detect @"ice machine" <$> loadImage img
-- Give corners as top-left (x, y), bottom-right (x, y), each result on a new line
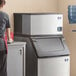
top-left (14, 13), bottom-right (70, 76)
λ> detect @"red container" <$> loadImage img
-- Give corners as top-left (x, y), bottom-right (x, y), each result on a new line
top-left (4, 32), bottom-right (14, 53)
top-left (5, 32), bottom-right (14, 41)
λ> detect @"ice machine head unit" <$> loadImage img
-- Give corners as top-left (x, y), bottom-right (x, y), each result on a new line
top-left (14, 13), bottom-right (63, 36)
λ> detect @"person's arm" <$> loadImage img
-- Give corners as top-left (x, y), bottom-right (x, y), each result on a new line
top-left (6, 28), bottom-right (13, 43)
top-left (5, 14), bottom-right (13, 43)
top-left (6, 28), bottom-right (10, 41)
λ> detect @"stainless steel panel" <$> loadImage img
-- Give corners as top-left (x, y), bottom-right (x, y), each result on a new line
top-left (31, 14), bottom-right (63, 35)
top-left (7, 42), bottom-right (26, 76)
top-left (33, 37), bottom-right (69, 57)
top-left (38, 56), bottom-right (70, 76)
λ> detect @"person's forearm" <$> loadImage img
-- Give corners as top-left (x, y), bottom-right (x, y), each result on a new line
top-left (6, 28), bottom-right (11, 41)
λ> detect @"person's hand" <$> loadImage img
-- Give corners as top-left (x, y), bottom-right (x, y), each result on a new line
top-left (7, 38), bottom-right (13, 44)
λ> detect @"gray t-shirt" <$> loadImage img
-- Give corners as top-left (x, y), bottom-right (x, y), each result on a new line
top-left (0, 11), bottom-right (10, 52)
top-left (0, 11), bottom-right (10, 37)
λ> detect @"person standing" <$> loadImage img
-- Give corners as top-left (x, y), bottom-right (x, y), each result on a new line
top-left (0, 0), bottom-right (13, 76)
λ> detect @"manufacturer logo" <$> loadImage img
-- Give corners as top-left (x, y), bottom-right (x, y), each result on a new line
top-left (65, 58), bottom-right (69, 62)
top-left (57, 17), bottom-right (62, 19)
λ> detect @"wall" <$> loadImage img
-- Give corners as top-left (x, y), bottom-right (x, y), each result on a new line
top-left (2, 0), bottom-right (58, 31)
top-left (58, 0), bottom-right (76, 76)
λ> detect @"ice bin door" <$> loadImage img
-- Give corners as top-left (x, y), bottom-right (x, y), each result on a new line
top-left (32, 37), bottom-right (69, 57)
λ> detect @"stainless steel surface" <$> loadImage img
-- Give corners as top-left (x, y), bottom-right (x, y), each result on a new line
top-left (32, 37), bottom-right (69, 57)
top-left (14, 14), bottom-right (63, 35)
top-left (7, 42), bottom-right (26, 76)
top-left (38, 56), bottom-right (70, 76)
top-left (31, 14), bottom-right (63, 35)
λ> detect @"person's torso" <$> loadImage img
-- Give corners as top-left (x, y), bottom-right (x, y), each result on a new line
top-left (0, 11), bottom-right (8, 37)
top-left (0, 11), bottom-right (8, 52)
